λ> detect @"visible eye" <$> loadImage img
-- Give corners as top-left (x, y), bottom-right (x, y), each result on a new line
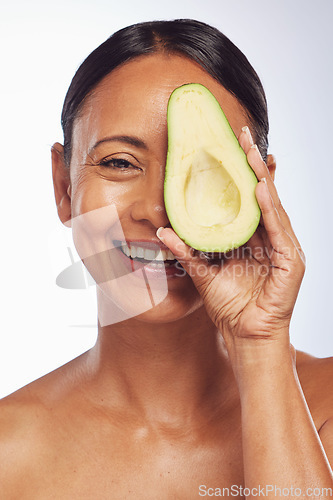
top-left (99, 158), bottom-right (135, 170)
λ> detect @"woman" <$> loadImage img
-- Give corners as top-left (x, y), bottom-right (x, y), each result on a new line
top-left (0, 19), bottom-right (332, 498)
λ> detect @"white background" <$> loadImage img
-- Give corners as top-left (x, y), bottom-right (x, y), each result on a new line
top-left (0, 0), bottom-right (332, 397)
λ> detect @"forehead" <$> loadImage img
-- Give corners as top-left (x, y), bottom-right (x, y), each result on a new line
top-left (72, 53), bottom-right (248, 154)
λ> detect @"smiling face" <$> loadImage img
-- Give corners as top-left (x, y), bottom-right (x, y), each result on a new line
top-left (53, 53), bottom-right (250, 324)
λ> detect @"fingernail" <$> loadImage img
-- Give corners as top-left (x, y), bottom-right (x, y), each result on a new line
top-left (260, 177), bottom-right (272, 201)
top-left (156, 227), bottom-right (164, 240)
top-left (251, 143), bottom-right (263, 160)
top-left (242, 126), bottom-right (254, 145)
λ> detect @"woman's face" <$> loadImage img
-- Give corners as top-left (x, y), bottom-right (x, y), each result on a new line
top-left (60, 53), bottom-right (249, 324)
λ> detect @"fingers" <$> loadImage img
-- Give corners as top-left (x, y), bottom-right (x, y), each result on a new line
top-left (250, 146), bottom-right (304, 263)
top-left (156, 227), bottom-right (220, 286)
top-left (255, 178), bottom-right (305, 271)
top-left (239, 127), bottom-right (278, 209)
top-left (156, 227), bottom-right (194, 262)
top-left (239, 126), bottom-right (304, 263)
top-left (245, 228), bottom-right (272, 265)
top-left (238, 126), bottom-right (254, 154)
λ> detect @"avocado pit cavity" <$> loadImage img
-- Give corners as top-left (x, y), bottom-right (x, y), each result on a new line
top-left (184, 149), bottom-right (241, 227)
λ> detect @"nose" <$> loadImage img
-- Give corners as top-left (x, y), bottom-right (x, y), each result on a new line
top-left (130, 168), bottom-right (170, 229)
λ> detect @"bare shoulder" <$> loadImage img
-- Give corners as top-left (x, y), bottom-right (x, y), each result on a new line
top-left (296, 350), bottom-right (333, 429)
top-left (0, 384), bottom-right (52, 496)
top-left (0, 373), bottom-right (56, 436)
top-left (0, 353), bottom-right (89, 496)
top-left (0, 382), bottom-right (50, 446)
top-left (0, 350), bottom-right (88, 435)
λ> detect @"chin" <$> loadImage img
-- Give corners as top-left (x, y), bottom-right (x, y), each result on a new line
top-left (133, 289), bottom-right (204, 324)
top-left (96, 282), bottom-right (203, 326)
top-left (94, 257), bottom-right (203, 326)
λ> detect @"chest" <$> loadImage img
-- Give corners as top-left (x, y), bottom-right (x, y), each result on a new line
top-left (22, 423), bottom-right (245, 499)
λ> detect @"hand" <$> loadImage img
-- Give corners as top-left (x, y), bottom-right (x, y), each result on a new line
top-left (157, 127), bottom-right (305, 351)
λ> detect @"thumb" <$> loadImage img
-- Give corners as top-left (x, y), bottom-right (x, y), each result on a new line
top-left (156, 227), bottom-right (219, 289)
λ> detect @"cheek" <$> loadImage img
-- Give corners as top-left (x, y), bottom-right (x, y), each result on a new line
top-left (69, 179), bottom-right (132, 290)
top-left (69, 174), bottom-right (135, 260)
top-left (70, 171), bottom-right (131, 219)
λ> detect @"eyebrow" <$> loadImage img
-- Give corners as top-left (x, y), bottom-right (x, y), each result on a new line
top-left (89, 135), bottom-right (148, 154)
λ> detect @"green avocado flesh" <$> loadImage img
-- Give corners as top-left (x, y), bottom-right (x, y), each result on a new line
top-left (164, 83), bottom-right (261, 253)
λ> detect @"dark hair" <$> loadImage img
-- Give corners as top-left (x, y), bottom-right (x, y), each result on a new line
top-left (61, 19), bottom-right (269, 166)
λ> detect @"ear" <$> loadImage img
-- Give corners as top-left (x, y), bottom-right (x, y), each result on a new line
top-left (267, 154), bottom-right (276, 182)
top-left (51, 143), bottom-right (72, 226)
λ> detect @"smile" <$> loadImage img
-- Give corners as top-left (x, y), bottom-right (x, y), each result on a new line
top-left (114, 241), bottom-right (178, 267)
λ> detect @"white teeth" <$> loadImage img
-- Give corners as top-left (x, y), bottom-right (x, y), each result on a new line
top-left (154, 249), bottom-right (164, 261)
top-left (167, 249), bottom-right (175, 260)
top-left (122, 243), bottom-right (131, 257)
top-left (136, 247), bottom-right (145, 258)
top-left (162, 249), bottom-right (169, 261)
top-left (131, 246), bottom-right (137, 259)
top-left (121, 243), bottom-right (176, 262)
top-left (144, 248), bottom-right (156, 261)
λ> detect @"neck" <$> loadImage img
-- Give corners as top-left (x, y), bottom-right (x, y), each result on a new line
top-left (86, 304), bottom-right (235, 429)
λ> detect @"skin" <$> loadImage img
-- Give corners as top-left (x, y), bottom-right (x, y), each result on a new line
top-left (0, 53), bottom-right (332, 499)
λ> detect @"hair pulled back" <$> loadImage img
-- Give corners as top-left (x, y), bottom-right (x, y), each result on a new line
top-left (61, 19), bottom-right (269, 166)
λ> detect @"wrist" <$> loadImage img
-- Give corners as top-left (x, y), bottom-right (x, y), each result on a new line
top-left (224, 332), bottom-right (296, 386)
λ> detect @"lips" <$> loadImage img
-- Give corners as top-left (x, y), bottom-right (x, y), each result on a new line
top-left (112, 239), bottom-right (185, 277)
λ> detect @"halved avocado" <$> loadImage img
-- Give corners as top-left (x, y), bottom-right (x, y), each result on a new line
top-left (164, 83), bottom-right (260, 253)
